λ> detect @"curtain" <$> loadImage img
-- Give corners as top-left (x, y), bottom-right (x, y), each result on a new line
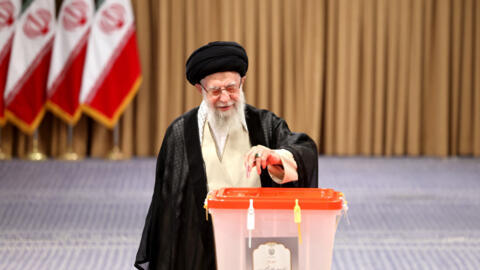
top-left (1, 0), bottom-right (479, 158)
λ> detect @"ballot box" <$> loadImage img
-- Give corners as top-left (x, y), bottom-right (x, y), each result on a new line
top-left (206, 187), bottom-right (346, 270)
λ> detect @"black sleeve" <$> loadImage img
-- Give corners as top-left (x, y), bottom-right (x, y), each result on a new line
top-left (271, 117), bottom-right (319, 188)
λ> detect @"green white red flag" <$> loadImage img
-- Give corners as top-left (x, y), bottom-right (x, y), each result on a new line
top-left (46, 0), bottom-right (94, 125)
top-left (80, 0), bottom-right (141, 128)
top-left (0, 0), bottom-right (21, 126)
top-left (4, 0), bottom-right (55, 134)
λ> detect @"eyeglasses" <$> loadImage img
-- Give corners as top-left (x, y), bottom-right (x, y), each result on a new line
top-left (200, 82), bottom-right (242, 97)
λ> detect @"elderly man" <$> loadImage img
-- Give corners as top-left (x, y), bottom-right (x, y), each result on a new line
top-left (135, 41), bottom-right (318, 270)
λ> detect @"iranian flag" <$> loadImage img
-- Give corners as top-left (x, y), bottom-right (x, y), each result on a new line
top-left (80, 0), bottom-right (141, 128)
top-left (4, 0), bottom-right (55, 134)
top-left (46, 0), bottom-right (94, 124)
top-left (0, 0), bottom-right (21, 126)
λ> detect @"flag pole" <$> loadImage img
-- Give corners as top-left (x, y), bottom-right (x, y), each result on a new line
top-left (107, 123), bottom-right (124, 160)
top-left (59, 125), bottom-right (81, 161)
top-left (26, 130), bottom-right (47, 161)
top-left (0, 127), bottom-right (11, 160)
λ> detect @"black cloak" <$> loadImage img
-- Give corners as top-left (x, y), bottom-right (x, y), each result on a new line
top-left (135, 104), bottom-right (318, 270)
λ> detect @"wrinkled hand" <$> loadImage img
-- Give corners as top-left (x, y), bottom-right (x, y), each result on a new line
top-left (244, 145), bottom-right (283, 178)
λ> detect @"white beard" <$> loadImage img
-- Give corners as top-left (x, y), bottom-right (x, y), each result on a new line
top-left (203, 89), bottom-right (246, 134)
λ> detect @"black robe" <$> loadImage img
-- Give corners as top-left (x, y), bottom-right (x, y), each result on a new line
top-left (135, 104), bottom-right (318, 270)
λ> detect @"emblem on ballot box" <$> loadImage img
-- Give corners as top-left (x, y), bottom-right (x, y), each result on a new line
top-left (254, 242), bottom-right (291, 270)
top-left (247, 237), bottom-right (298, 270)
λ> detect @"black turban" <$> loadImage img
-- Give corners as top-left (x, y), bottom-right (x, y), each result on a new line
top-left (185, 41), bottom-right (248, 85)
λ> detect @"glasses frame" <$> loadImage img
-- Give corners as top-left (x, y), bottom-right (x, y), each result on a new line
top-left (200, 81), bottom-right (242, 97)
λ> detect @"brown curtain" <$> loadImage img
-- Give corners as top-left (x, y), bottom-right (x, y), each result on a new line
top-left (1, 0), bottom-right (479, 158)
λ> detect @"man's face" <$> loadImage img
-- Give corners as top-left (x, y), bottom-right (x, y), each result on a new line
top-left (197, 71), bottom-right (244, 117)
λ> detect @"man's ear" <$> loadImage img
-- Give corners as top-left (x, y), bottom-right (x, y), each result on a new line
top-left (194, 83), bottom-right (202, 94)
top-left (241, 76), bottom-right (246, 85)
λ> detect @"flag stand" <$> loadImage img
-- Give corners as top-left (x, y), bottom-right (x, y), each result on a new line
top-left (107, 124), bottom-right (124, 160)
top-left (26, 130), bottom-right (47, 161)
top-left (0, 127), bottom-right (11, 160)
top-left (59, 125), bottom-right (81, 161)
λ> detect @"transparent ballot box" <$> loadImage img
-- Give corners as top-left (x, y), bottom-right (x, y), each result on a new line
top-left (206, 188), bottom-right (346, 270)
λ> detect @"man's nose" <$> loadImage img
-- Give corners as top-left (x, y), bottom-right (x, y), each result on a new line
top-left (218, 91), bottom-right (230, 102)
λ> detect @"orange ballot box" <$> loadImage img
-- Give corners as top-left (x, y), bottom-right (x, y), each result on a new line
top-left (206, 188), bottom-right (347, 270)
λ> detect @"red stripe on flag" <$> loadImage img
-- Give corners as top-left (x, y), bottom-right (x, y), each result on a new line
top-left (5, 41), bottom-right (53, 134)
top-left (0, 35), bottom-right (13, 126)
top-left (47, 33), bottom-right (89, 124)
top-left (83, 27), bottom-right (141, 128)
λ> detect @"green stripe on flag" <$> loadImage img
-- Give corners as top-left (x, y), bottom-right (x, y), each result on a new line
top-left (96, 0), bottom-right (106, 10)
top-left (21, 0), bottom-right (35, 13)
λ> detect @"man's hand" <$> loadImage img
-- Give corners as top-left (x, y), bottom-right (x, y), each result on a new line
top-left (244, 145), bottom-right (283, 178)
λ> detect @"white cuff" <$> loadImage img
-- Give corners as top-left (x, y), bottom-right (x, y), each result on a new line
top-left (268, 149), bottom-right (298, 184)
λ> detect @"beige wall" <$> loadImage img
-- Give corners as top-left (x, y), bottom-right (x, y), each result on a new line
top-left (2, 0), bottom-right (479, 157)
